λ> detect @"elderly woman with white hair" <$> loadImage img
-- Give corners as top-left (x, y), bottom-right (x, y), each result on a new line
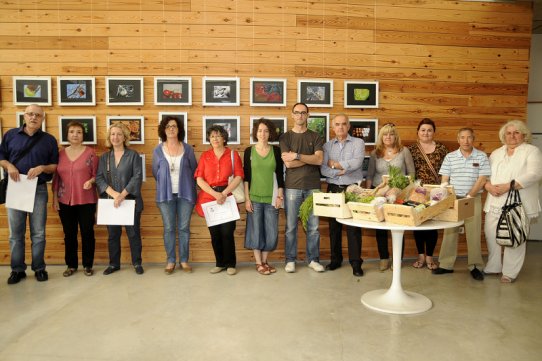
top-left (483, 120), bottom-right (542, 283)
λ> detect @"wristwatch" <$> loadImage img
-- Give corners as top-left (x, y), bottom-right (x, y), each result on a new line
top-left (295, 153), bottom-right (301, 160)
top-left (331, 164), bottom-right (335, 169)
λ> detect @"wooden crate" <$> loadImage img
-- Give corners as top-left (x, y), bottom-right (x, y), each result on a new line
top-left (382, 187), bottom-right (456, 226)
top-left (348, 202), bottom-right (385, 222)
top-left (424, 185), bottom-right (475, 222)
top-left (313, 192), bottom-right (352, 219)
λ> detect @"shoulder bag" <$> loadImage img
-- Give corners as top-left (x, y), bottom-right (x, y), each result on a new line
top-left (0, 132), bottom-right (44, 204)
top-left (416, 141), bottom-right (440, 184)
top-left (229, 150), bottom-right (245, 203)
top-left (495, 180), bottom-right (530, 248)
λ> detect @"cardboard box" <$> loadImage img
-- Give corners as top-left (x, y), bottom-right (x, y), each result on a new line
top-left (312, 192), bottom-right (352, 219)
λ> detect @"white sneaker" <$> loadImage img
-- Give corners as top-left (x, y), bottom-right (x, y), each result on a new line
top-left (309, 261), bottom-right (325, 273)
top-left (285, 262), bottom-right (296, 273)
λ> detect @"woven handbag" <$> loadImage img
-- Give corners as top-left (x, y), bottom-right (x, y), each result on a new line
top-left (495, 180), bottom-right (530, 248)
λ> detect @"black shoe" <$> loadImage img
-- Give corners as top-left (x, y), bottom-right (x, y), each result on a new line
top-left (352, 267), bottom-right (364, 277)
top-left (7, 271), bottom-right (26, 285)
top-left (84, 267), bottom-right (94, 276)
top-left (470, 267), bottom-right (484, 281)
top-left (432, 267), bottom-right (454, 275)
top-left (103, 266), bottom-right (120, 275)
top-left (134, 265), bottom-right (144, 275)
top-left (325, 262), bottom-right (341, 271)
top-left (35, 270), bottom-right (48, 282)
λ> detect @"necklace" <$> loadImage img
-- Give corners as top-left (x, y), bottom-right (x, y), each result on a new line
top-left (165, 142), bottom-right (179, 172)
top-left (387, 149), bottom-right (394, 155)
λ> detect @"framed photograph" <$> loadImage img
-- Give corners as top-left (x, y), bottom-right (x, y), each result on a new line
top-left (58, 116), bottom-right (97, 145)
top-left (106, 77), bottom-right (144, 106)
top-left (202, 77), bottom-right (240, 106)
top-left (158, 112), bottom-right (188, 143)
top-left (344, 80), bottom-right (379, 108)
top-left (249, 116), bottom-right (287, 145)
top-left (349, 118), bottom-right (378, 145)
top-left (17, 112), bottom-right (46, 131)
top-left (249, 78), bottom-right (287, 107)
top-left (307, 113), bottom-right (329, 142)
top-left (57, 77), bottom-right (96, 106)
top-left (298, 79), bottom-right (333, 107)
top-left (202, 116), bottom-right (240, 144)
top-left (13, 76), bottom-right (52, 106)
top-left (154, 77), bottom-right (192, 105)
top-left (107, 115), bottom-right (145, 144)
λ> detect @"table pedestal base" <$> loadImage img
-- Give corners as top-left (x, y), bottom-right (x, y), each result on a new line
top-left (361, 289), bottom-right (432, 315)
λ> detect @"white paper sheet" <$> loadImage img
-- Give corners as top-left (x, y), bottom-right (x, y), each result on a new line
top-left (201, 195), bottom-right (240, 227)
top-left (97, 199), bottom-right (136, 225)
top-left (6, 174), bottom-right (38, 212)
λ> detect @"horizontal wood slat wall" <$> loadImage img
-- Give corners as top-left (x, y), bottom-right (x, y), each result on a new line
top-left (0, 0), bottom-right (533, 266)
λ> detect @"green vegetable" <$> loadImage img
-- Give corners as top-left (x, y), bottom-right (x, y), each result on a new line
top-left (345, 192), bottom-right (374, 204)
top-left (387, 165), bottom-right (411, 190)
top-left (299, 193), bottom-right (315, 231)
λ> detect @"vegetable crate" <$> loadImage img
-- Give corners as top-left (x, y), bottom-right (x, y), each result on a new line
top-left (382, 186), bottom-right (456, 226)
top-left (312, 192), bottom-right (352, 219)
top-left (424, 185), bottom-right (475, 222)
top-left (347, 202), bottom-right (385, 222)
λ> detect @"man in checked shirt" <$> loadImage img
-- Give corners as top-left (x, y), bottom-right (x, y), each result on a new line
top-left (321, 114), bottom-right (366, 276)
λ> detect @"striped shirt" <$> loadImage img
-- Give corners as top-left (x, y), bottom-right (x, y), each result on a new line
top-left (439, 147), bottom-right (491, 197)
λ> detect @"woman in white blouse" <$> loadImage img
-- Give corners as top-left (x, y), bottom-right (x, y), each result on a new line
top-left (484, 120), bottom-right (542, 283)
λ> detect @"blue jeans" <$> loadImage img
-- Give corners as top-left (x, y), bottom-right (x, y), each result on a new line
top-left (284, 188), bottom-right (320, 263)
top-left (244, 201), bottom-right (279, 252)
top-left (8, 183), bottom-right (48, 272)
top-left (156, 197), bottom-right (194, 264)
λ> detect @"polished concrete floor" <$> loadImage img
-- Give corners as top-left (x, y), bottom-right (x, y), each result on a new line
top-left (1, 242), bottom-right (541, 361)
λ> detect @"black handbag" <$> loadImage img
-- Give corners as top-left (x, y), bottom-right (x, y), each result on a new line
top-left (0, 132), bottom-right (44, 205)
top-left (495, 180), bottom-right (530, 248)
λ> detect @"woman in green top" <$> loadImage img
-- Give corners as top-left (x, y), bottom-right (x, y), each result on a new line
top-left (243, 118), bottom-right (285, 275)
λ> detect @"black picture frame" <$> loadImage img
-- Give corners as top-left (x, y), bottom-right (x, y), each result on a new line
top-left (202, 116), bottom-right (240, 144)
top-left (57, 77), bottom-right (96, 106)
top-left (344, 81), bottom-right (379, 108)
top-left (58, 116), bottom-right (97, 145)
top-left (13, 76), bottom-right (52, 106)
top-left (202, 77), bottom-right (240, 106)
top-left (249, 78), bottom-right (287, 106)
top-left (154, 77), bottom-right (192, 105)
top-left (106, 77), bottom-right (144, 106)
top-left (349, 118), bottom-right (378, 145)
top-left (298, 79), bottom-right (333, 107)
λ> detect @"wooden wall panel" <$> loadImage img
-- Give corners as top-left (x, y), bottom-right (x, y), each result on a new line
top-left (0, 0), bottom-right (532, 267)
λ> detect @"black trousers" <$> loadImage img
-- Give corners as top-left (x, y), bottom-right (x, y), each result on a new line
top-left (209, 220), bottom-right (237, 268)
top-left (59, 203), bottom-right (96, 269)
top-left (413, 229), bottom-right (437, 256)
top-left (106, 210), bottom-right (143, 267)
top-left (327, 184), bottom-right (362, 266)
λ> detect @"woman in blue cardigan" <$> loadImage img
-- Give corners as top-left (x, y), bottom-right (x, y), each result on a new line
top-left (152, 116), bottom-right (197, 274)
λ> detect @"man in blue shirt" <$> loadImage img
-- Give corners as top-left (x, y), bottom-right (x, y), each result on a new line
top-left (321, 114), bottom-right (365, 276)
top-left (433, 128), bottom-right (491, 281)
top-left (0, 104), bottom-right (59, 284)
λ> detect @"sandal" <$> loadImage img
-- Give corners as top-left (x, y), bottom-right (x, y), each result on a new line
top-left (164, 263), bottom-right (175, 275)
top-left (412, 259), bottom-right (425, 269)
top-left (256, 264), bottom-right (270, 275)
top-left (63, 268), bottom-right (76, 277)
top-left (263, 262), bottom-right (276, 273)
top-left (426, 261), bottom-right (438, 270)
top-left (501, 275), bottom-right (515, 283)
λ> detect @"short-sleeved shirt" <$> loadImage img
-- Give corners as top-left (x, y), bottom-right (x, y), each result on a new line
top-left (279, 129), bottom-right (323, 190)
top-left (439, 147), bottom-right (491, 197)
top-left (0, 126), bottom-right (59, 184)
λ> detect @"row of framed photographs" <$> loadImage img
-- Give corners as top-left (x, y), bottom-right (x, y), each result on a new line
top-left (17, 112), bottom-right (378, 146)
top-left (12, 76), bottom-right (379, 108)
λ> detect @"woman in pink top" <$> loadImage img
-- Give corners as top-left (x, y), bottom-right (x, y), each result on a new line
top-left (52, 121), bottom-right (98, 277)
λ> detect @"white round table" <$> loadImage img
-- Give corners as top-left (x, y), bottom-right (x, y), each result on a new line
top-left (337, 218), bottom-right (463, 315)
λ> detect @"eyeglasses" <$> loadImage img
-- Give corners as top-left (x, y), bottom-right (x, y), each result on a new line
top-left (292, 111), bottom-right (308, 116)
top-left (209, 134), bottom-right (223, 139)
top-left (165, 124), bottom-right (178, 129)
top-left (25, 112), bottom-right (43, 118)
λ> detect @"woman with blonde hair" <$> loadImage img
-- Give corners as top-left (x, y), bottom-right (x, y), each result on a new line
top-left (366, 123), bottom-right (415, 271)
top-left (95, 122), bottom-right (144, 275)
top-left (484, 120), bottom-right (542, 283)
